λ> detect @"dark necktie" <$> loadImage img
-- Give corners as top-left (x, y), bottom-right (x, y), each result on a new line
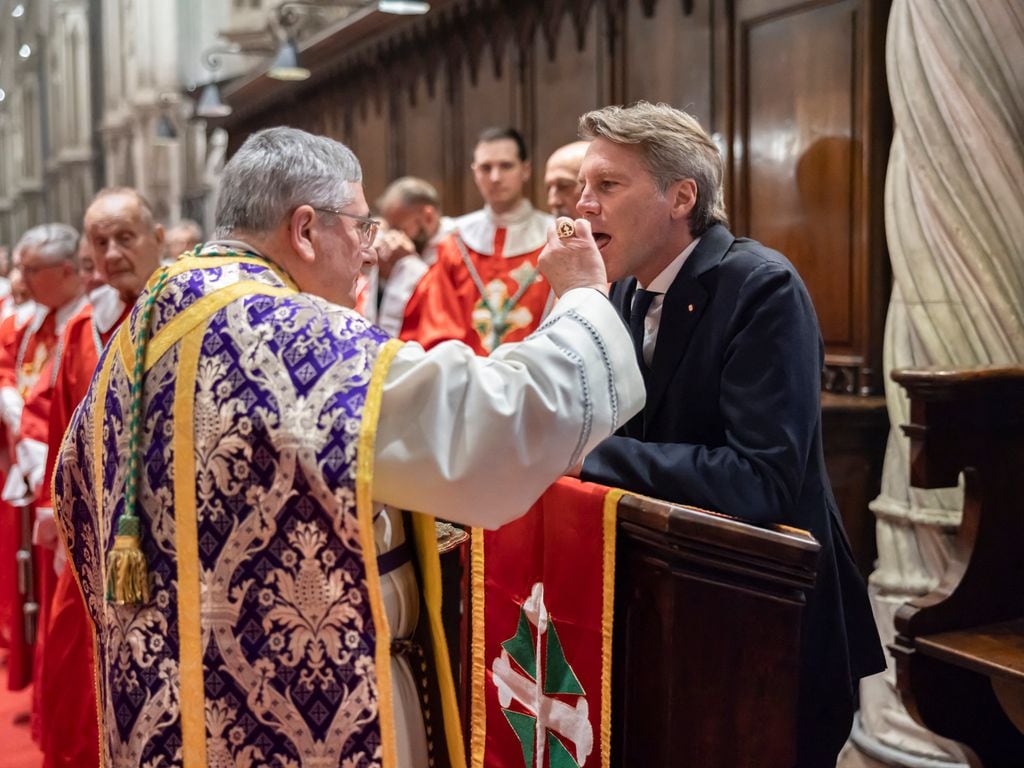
top-left (628, 288), bottom-right (658, 368)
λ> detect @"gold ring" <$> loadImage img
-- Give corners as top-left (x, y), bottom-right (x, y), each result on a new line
top-left (557, 219), bottom-right (576, 239)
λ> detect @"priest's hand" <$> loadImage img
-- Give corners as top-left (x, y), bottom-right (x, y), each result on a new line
top-left (539, 217), bottom-right (608, 298)
top-left (374, 228), bottom-right (417, 281)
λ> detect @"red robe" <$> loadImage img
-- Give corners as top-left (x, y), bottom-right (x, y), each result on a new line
top-left (0, 296), bottom-right (87, 740)
top-left (0, 305), bottom-right (55, 691)
top-left (20, 359), bottom-right (58, 743)
top-left (40, 293), bottom-right (128, 768)
top-left (0, 311), bottom-right (24, 654)
top-left (400, 201), bottom-right (553, 354)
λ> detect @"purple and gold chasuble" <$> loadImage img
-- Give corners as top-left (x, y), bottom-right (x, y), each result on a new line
top-left (54, 251), bottom-right (463, 768)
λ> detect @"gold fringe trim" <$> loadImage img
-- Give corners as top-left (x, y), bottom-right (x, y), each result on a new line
top-left (469, 526), bottom-right (487, 768)
top-left (91, 330), bottom-right (119, 766)
top-left (356, 338), bottom-right (403, 768)
top-left (601, 487), bottom-right (624, 768)
top-left (173, 323), bottom-right (209, 767)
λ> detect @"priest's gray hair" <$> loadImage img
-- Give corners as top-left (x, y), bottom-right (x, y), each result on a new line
top-left (214, 127), bottom-right (363, 238)
top-left (14, 223), bottom-right (80, 267)
top-left (579, 101), bottom-right (728, 236)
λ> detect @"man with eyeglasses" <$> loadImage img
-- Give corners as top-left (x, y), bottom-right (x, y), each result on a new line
top-left (400, 126), bottom-right (554, 354)
top-left (53, 126), bottom-right (644, 768)
top-left (0, 224), bottom-right (87, 699)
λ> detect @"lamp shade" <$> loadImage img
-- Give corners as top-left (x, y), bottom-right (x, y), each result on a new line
top-left (268, 40), bottom-right (310, 81)
top-left (378, 1), bottom-right (430, 13)
top-left (196, 83), bottom-right (232, 118)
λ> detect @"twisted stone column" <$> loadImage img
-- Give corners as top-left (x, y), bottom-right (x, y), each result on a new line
top-left (847, 1), bottom-right (1024, 765)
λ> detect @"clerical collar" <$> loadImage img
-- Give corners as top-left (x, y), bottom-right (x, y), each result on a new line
top-left (484, 199), bottom-right (534, 227)
top-left (89, 284), bottom-right (128, 335)
top-left (639, 237), bottom-right (702, 293)
top-left (456, 200), bottom-right (552, 257)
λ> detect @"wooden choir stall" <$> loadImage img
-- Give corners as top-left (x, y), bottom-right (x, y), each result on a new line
top-left (612, 493), bottom-right (819, 766)
top-left (890, 367), bottom-right (1024, 767)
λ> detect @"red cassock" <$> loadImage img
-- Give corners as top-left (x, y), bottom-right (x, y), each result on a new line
top-left (0, 306), bottom-right (56, 693)
top-left (19, 360), bottom-right (58, 743)
top-left (399, 203), bottom-right (554, 355)
top-left (0, 312), bottom-right (20, 646)
top-left (39, 297), bottom-right (128, 768)
top-left (399, 234), bottom-right (552, 354)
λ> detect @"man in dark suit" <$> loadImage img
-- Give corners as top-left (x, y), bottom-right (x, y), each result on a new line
top-left (562, 102), bottom-right (885, 767)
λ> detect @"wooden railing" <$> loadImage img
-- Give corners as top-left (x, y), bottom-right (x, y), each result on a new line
top-left (441, 491), bottom-right (820, 766)
top-left (612, 493), bottom-right (818, 767)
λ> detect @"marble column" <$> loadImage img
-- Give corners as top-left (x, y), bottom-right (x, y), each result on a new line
top-left (845, 1), bottom-right (1024, 766)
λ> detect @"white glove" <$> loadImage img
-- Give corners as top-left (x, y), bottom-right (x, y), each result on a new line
top-left (2, 465), bottom-right (30, 505)
top-left (16, 437), bottom-right (48, 496)
top-left (0, 385), bottom-right (23, 434)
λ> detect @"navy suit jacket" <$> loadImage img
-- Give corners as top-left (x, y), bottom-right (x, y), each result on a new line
top-left (582, 224), bottom-right (885, 755)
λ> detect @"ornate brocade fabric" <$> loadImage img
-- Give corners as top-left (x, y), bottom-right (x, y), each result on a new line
top-left (55, 254), bottom-right (398, 768)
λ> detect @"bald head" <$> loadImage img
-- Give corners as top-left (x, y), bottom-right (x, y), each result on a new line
top-left (84, 188), bottom-right (165, 302)
top-left (544, 140), bottom-right (590, 218)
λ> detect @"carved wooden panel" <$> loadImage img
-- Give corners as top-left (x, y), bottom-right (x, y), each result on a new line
top-left (612, 493), bottom-right (816, 767)
top-left (729, 0), bottom-right (891, 394)
top-left (398, 73), bottom-right (452, 210)
top-left (349, 97), bottom-right (391, 204)
top-left (624, 0), bottom-right (713, 127)
top-left (455, 41), bottom-right (522, 214)
top-left (745, 0), bottom-right (857, 346)
top-left (531, 8), bottom-right (604, 207)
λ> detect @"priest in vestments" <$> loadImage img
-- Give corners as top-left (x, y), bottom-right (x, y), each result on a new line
top-left (54, 127), bottom-right (644, 768)
top-left (39, 187), bottom-right (163, 768)
top-left (400, 127), bottom-right (553, 354)
top-left (0, 225), bottom-right (86, 694)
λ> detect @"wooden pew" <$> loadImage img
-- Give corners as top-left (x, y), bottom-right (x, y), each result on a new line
top-left (442, 491), bottom-right (820, 766)
top-left (613, 493), bottom-right (819, 767)
top-left (890, 367), bottom-right (1024, 767)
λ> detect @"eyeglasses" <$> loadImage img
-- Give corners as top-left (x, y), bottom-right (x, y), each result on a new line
top-left (313, 207), bottom-right (380, 246)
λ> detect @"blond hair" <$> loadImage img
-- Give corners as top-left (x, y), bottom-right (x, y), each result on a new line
top-left (579, 102), bottom-right (727, 235)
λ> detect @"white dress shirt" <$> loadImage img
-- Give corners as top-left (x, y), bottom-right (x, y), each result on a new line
top-left (634, 237), bottom-right (701, 366)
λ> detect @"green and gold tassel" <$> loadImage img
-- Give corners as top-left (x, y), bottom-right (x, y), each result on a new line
top-left (105, 516), bottom-right (150, 604)
top-left (105, 268), bottom-right (169, 606)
